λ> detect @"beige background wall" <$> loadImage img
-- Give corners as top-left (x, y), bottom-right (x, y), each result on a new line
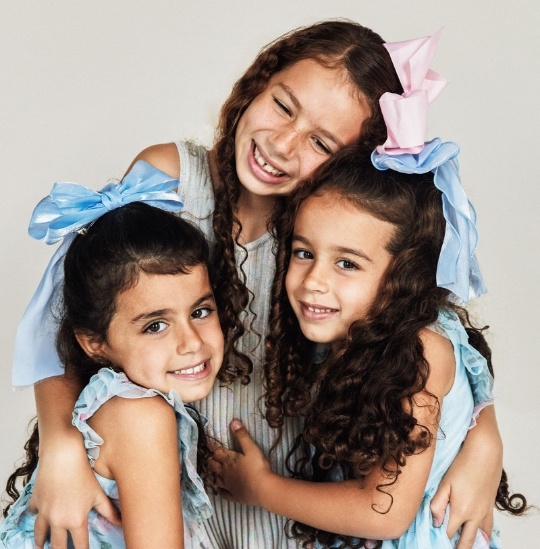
top-left (1, 1), bottom-right (538, 545)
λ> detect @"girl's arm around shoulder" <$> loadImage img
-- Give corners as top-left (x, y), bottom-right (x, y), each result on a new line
top-left (90, 395), bottom-right (184, 549)
top-left (125, 143), bottom-right (180, 179)
top-left (217, 332), bottom-right (455, 543)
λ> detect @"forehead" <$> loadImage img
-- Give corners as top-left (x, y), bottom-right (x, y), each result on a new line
top-left (295, 192), bottom-right (395, 251)
top-left (114, 266), bottom-right (211, 315)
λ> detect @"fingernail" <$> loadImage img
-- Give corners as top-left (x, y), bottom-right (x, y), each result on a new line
top-left (432, 518), bottom-right (441, 528)
top-left (480, 529), bottom-right (490, 542)
top-left (230, 419), bottom-right (243, 431)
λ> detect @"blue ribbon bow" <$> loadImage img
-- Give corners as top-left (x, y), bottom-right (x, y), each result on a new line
top-left (371, 138), bottom-right (486, 303)
top-left (29, 160), bottom-right (183, 244)
top-left (12, 161), bottom-right (184, 387)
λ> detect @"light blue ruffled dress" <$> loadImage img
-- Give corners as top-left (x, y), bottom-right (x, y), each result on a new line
top-left (316, 309), bottom-right (500, 549)
top-left (0, 368), bottom-right (213, 548)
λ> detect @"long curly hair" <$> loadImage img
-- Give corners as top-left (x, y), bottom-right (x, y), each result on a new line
top-left (4, 203), bottom-right (225, 516)
top-left (264, 149), bottom-right (528, 547)
top-left (210, 20), bottom-right (403, 383)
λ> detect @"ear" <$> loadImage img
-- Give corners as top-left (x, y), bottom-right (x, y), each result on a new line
top-left (75, 332), bottom-right (108, 362)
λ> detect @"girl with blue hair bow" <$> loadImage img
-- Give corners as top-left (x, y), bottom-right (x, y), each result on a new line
top-left (214, 143), bottom-right (528, 548)
top-left (2, 162), bottom-right (230, 547)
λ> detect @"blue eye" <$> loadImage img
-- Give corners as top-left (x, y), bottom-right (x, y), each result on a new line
top-left (145, 321), bottom-right (168, 334)
top-left (192, 307), bottom-right (213, 320)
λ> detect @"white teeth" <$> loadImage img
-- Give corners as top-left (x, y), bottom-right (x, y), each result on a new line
top-left (307, 306), bottom-right (334, 313)
top-left (254, 145), bottom-right (285, 176)
top-left (173, 363), bottom-right (206, 375)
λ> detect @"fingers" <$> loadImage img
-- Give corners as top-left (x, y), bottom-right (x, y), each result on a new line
top-left (455, 522), bottom-right (483, 549)
top-left (93, 494), bottom-right (122, 527)
top-left (48, 525), bottom-right (68, 549)
top-left (229, 419), bottom-right (254, 454)
top-left (33, 514), bottom-right (49, 549)
top-left (429, 483), bottom-right (450, 528)
top-left (66, 525), bottom-right (90, 549)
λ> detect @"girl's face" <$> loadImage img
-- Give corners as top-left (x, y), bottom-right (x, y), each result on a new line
top-left (84, 266), bottom-right (223, 403)
top-left (235, 59), bottom-right (369, 199)
top-left (286, 191), bottom-right (395, 348)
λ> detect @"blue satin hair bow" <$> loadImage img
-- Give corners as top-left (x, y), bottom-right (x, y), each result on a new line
top-left (372, 138), bottom-right (486, 304)
top-left (12, 161), bottom-right (183, 387)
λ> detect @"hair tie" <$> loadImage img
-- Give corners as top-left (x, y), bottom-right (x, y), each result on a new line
top-left (12, 161), bottom-right (183, 387)
top-left (377, 29), bottom-right (447, 156)
top-left (372, 138), bottom-right (486, 303)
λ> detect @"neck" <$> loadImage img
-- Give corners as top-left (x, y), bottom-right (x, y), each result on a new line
top-left (209, 149), bottom-right (276, 245)
top-left (236, 190), bottom-right (276, 244)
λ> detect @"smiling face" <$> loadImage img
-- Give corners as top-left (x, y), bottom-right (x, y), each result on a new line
top-left (80, 266), bottom-right (223, 403)
top-left (286, 191), bottom-right (396, 348)
top-left (234, 59), bottom-right (369, 199)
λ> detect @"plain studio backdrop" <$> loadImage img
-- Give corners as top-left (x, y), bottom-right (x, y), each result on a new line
top-left (1, 1), bottom-right (538, 545)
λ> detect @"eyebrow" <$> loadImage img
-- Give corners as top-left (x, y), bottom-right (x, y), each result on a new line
top-left (292, 234), bottom-right (373, 263)
top-left (277, 83), bottom-right (345, 149)
top-left (130, 292), bottom-right (215, 323)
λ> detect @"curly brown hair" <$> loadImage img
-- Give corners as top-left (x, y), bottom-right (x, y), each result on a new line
top-left (264, 148), bottom-right (528, 547)
top-left (210, 20), bottom-right (403, 386)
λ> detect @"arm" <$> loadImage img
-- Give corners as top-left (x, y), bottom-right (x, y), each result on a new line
top-left (217, 330), bottom-right (454, 540)
top-left (217, 418), bottom-right (435, 540)
top-left (92, 395), bottom-right (184, 549)
top-left (32, 375), bottom-right (120, 549)
top-left (430, 405), bottom-right (502, 548)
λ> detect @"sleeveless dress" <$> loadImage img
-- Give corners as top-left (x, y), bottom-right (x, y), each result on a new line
top-left (0, 368), bottom-right (213, 548)
top-left (316, 309), bottom-right (500, 549)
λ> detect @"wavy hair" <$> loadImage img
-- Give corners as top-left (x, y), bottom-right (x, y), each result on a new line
top-left (264, 149), bottom-right (528, 547)
top-left (210, 20), bottom-right (403, 384)
top-left (4, 203), bottom-right (224, 516)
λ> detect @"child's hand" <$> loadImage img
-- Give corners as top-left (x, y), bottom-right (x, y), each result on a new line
top-left (430, 407), bottom-right (501, 549)
top-left (212, 419), bottom-right (273, 507)
top-left (29, 439), bottom-right (121, 549)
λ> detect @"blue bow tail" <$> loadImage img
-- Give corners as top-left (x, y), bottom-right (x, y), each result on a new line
top-left (12, 236), bottom-right (73, 386)
top-left (372, 138), bottom-right (487, 304)
top-left (13, 161), bottom-right (183, 387)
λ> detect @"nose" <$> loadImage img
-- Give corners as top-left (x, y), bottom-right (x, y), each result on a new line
top-left (175, 323), bottom-right (204, 355)
top-left (269, 124), bottom-right (300, 158)
top-left (302, 263), bottom-right (329, 294)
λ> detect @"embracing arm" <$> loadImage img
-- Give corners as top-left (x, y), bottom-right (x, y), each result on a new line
top-left (217, 329), bottom-right (453, 540)
top-left (32, 375), bottom-right (120, 549)
top-left (431, 405), bottom-right (502, 547)
top-left (93, 395), bottom-right (184, 549)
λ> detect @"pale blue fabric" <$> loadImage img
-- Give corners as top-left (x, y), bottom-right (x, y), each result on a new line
top-left (372, 139), bottom-right (486, 304)
top-left (317, 309), bottom-right (499, 549)
top-left (0, 368), bottom-right (213, 548)
top-left (12, 161), bottom-right (183, 387)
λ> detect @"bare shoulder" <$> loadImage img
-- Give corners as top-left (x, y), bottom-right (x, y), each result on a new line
top-left (88, 395), bottom-right (177, 476)
top-left (419, 327), bottom-right (455, 399)
top-left (126, 142), bottom-right (180, 179)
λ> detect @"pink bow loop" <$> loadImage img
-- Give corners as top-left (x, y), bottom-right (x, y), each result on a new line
top-left (377, 29), bottom-right (447, 155)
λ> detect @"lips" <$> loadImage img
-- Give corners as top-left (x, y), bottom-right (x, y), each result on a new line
top-left (248, 141), bottom-right (288, 183)
top-left (168, 360), bottom-right (211, 380)
top-left (299, 301), bottom-right (338, 320)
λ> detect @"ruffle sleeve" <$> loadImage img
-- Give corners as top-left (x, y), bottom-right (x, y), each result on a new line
top-left (436, 309), bottom-right (494, 406)
top-left (72, 368), bottom-right (213, 524)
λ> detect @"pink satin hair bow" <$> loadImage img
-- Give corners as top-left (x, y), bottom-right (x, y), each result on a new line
top-left (377, 29), bottom-right (447, 155)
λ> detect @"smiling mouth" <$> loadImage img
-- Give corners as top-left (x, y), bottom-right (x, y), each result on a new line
top-left (170, 362), bottom-right (207, 376)
top-left (305, 305), bottom-right (337, 313)
top-left (253, 144), bottom-right (286, 177)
